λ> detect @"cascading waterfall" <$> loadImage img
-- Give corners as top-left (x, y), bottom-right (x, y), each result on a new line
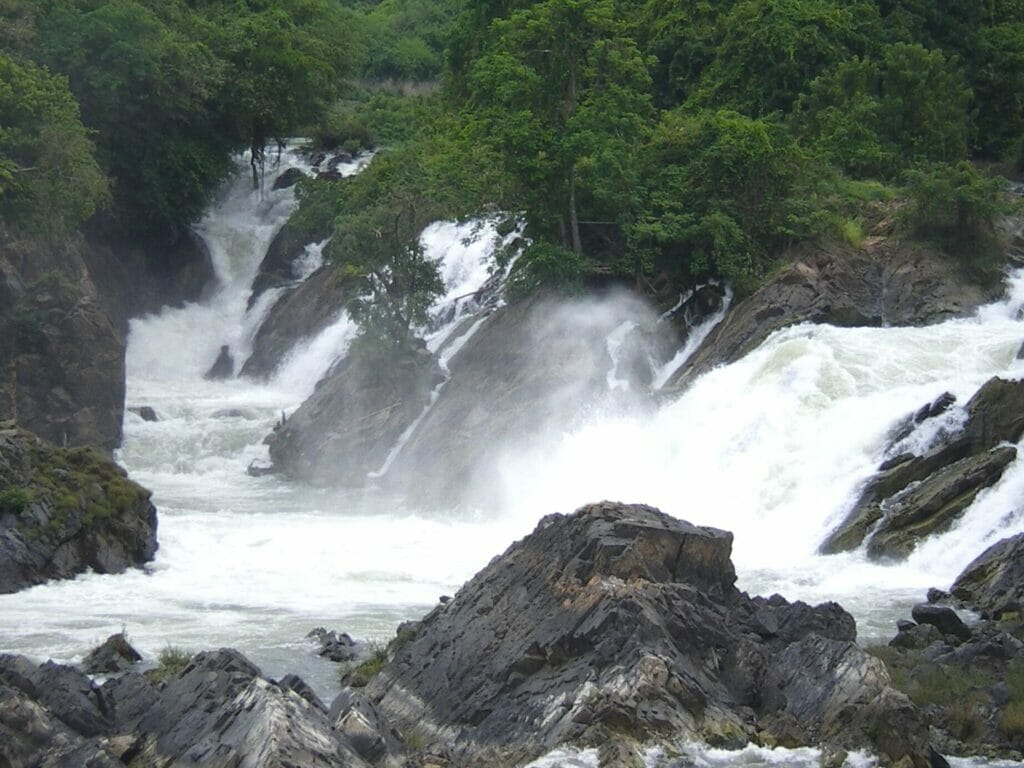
top-left (2, 147), bottom-right (1024, 766)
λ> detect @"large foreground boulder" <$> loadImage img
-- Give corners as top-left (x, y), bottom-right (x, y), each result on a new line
top-left (0, 427), bottom-right (157, 594)
top-left (822, 377), bottom-right (1024, 558)
top-left (364, 501), bottom-right (937, 766)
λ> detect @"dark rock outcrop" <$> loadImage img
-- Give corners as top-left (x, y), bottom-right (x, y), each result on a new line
top-left (1, 650), bottom-right (375, 768)
top-left (241, 266), bottom-right (346, 379)
top-left (308, 627), bottom-right (358, 662)
top-left (246, 219), bottom-right (325, 311)
top-left (365, 501), bottom-right (936, 766)
top-left (0, 234), bottom-right (126, 452)
top-left (82, 633), bottom-right (142, 675)
top-left (822, 377), bottom-right (1024, 558)
top-left (272, 167), bottom-right (307, 191)
top-left (664, 241), bottom-right (1000, 392)
top-left (128, 406), bottom-right (158, 423)
top-left (951, 533), bottom-right (1024, 619)
top-left (204, 344), bottom-right (234, 380)
top-left (0, 427), bottom-right (157, 594)
top-left (267, 343), bottom-right (445, 486)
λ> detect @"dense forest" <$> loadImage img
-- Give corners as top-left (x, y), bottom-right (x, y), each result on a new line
top-left (2, 0), bottom-right (1023, 343)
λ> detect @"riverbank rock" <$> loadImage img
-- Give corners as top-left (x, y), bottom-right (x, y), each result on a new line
top-left (821, 377), bottom-right (1024, 558)
top-left (83, 633), bottom-right (143, 675)
top-left (364, 501), bottom-right (937, 766)
top-left (0, 427), bottom-right (157, 594)
top-left (241, 265), bottom-right (346, 379)
top-left (0, 231), bottom-right (126, 452)
top-left (246, 218), bottom-right (324, 311)
top-left (663, 239), bottom-right (1000, 392)
top-left (267, 341), bottom-right (445, 486)
top-left (0, 650), bottom-right (375, 768)
top-left (951, 533), bottom-right (1024, 619)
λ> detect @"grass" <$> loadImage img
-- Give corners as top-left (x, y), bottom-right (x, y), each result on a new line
top-left (339, 642), bottom-right (388, 688)
top-left (151, 646), bottom-right (192, 682)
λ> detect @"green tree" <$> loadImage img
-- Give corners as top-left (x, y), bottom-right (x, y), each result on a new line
top-left (0, 53), bottom-right (107, 236)
top-left (629, 109), bottom-right (819, 287)
top-left (795, 43), bottom-right (971, 177)
top-left (467, 0), bottom-right (653, 254)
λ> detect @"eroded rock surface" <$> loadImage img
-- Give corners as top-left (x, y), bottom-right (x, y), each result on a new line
top-left (822, 377), bottom-right (1024, 558)
top-left (952, 533), bottom-right (1024, 619)
top-left (0, 427), bottom-right (157, 594)
top-left (365, 501), bottom-right (936, 766)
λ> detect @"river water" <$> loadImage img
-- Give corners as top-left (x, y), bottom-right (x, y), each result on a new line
top-left (1, 155), bottom-right (1023, 766)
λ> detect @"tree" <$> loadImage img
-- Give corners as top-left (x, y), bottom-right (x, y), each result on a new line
top-left (629, 109), bottom-right (819, 287)
top-left (794, 43), bottom-right (971, 177)
top-left (467, 0), bottom-right (653, 255)
top-left (0, 53), bottom-right (108, 236)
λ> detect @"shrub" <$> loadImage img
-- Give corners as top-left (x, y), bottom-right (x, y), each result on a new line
top-left (152, 646), bottom-right (192, 682)
top-left (505, 241), bottom-right (588, 301)
top-left (339, 642), bottom-right (388, 688)
top-left (0, 486), bottom-right (33, 514)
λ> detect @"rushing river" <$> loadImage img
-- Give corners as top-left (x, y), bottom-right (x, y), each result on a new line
top-left (1, 154), bottom-right (1023, 766)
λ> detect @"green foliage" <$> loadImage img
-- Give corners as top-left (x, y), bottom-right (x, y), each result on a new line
top-left (629, 109), bottom-right (822, 288)
top-left (0, 53), bottom-right (107, 235)
top-left (690, 0), bottom-right (874, 116)
top-left (795, 44), bottom-right (970, 178)
top-left (902, 161), bottom-right (1015, 260)
top-left (505, 241), bottom-right (587, 301)
top-left (0, 485), bottom-right (33, 514)
top-left (339, 642), bottom-right (388, 688)
top-left (153, 646), bottom-right (192, 682)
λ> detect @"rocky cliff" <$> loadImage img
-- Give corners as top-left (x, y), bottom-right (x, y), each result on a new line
top-left (0, 425), bottom-right (157, 594)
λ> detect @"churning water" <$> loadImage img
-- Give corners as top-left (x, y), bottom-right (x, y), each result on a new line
top-left (2, 157), bottom-right (1024, 765)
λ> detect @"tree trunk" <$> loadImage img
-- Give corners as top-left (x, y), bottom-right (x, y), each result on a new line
top-left (568, 167), bottom-right (582, 254)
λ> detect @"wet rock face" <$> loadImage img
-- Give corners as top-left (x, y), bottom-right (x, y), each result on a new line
top-left (952, 533), bottom-right (1024, 619)
top-left (821, 377), bottom-right (1024, 558)
top-left (267, 342), bottom-right (445, 486)
top-left (0, 427), bottom-right (157, 594)
top-left (366, 501), bottom-right (934, 767)
top-left (241, 265), bottom-right (346, 379)
top-left (0, 235), bottom-right (126, 452)
top-left (664, 241), bottom-right (999, 392)
top-left (246, 218), bottom-right (323, 311)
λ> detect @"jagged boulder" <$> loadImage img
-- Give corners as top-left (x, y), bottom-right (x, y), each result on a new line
top-left (951, 533), bottom-right (1024, 619)
top-left (204, 344), bottom-right (234, 380)
top-left (821, 377), bottom-right (1024, 558)
top-left (267, 342), bottom-right (444, 486)
top-left (0, 427), bottom-right (157, 594)
top-left (246, 218), bottom-right (324, 311)
top-left (365, 501), bottom-right (936, 767)
top-left (82, 633), bottom-right (143, 675)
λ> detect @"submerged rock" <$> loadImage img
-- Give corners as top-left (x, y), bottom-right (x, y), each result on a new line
top-left (129, 406), bottom-right (158, 423)
top-left (821, 377), bottom-right (1024, 558)
top-left (365, 501), bottom-right (936, 766)
top-left (307, 627), bottom-right (358, 662)
top-left (0, 428), bottom-right (157, 594)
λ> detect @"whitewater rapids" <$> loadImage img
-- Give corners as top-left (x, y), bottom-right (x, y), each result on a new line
top-left (1, 152), bottom-right (1023, 766)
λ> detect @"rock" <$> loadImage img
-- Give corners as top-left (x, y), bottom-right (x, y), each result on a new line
top-left (890, 623), bottom-right (944, 650)
top-left (129, 406), bottom-right (158, 422)
top-left (0, 685), bottom-right (120, 768)
top-left (241, 266), bottom-right (346, 379)
top-left (277, 673), bottom-right (326, 711)
top-left (865, 446), bottom-right (1017, 560)
top-left (105, 648), bottom-right (372, 767)
top-left (246, 218), bottom-right (324, 311)
top-left (0, 235), bottom-right (126, 452)
top-left (83, 633), bottom-right (142, 675)
top-left (307, 627), bottom-right (358, 662)
top-left (383, 293), bottom-right (664, 506)
top-left (927, 588), bottom-right (949, 603)
top-left (951, 533), bottom-right (1024, 618)
top-left (0, 428), bottom-right (157, 594)
top-left (663, 240), bottom-right (999, 391)
top-left (366, 501), bottom-right (935, 766)
top-left (329, 689), bottom-right (405, 764)
top-left (0, 655), bottom-right (113, 737)
top-left (267, 340), bottom-right (445, 487)
top-left (204, 344), bottom-right (234, 380)
top-left (910, 605), bottom-right (972, 641)
top-left (821, 377), bottom-right (1024, 557)
top-left (272, 167), bottom-right (306, 190)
